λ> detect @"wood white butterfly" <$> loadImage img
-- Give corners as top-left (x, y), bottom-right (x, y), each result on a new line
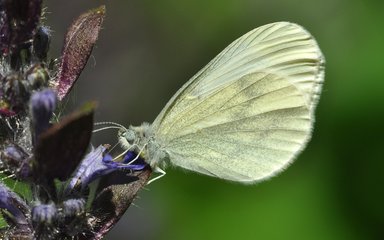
top-left (116, 22), bottom-right (325, 184)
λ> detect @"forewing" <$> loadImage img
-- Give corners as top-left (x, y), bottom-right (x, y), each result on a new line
top-left (151, 22), bottom-right (324, 183)
top-left (152, 21), bottom-right (324, 136)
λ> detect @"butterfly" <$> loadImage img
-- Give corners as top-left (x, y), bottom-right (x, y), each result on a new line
top-left (110, 22), bottom-right (324, 184)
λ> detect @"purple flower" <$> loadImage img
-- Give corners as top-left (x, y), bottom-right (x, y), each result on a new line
top-left (62, 198), bottom-right (85, 216)
top-left (103, 151), bottom-right (147, 171)
top-left (0, 183), bottom-right (29, 226)
top-left (66, 145), bottom-right (146, 194)
top-left (30, 89), bottom-right (57, 143)
top-left (66, 145), bottom-right (111, 193)
top-left (31, 203), bottom-right (57, 224)
top-left (1, 143), bottom-right (31, 180)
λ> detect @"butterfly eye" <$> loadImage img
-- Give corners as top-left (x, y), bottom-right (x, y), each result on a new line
top-left (121, 129), bottom-right (136, 145)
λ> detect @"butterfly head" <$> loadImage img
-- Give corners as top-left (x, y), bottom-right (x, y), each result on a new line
top-left (118, 127), bottom-right (137, 150)
top-left (117, 123), bottom-right (153, 151)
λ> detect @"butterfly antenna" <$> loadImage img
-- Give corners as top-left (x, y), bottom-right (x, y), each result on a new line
top-left (93, 126), bottom-right (122, 133)
top-left (93, 121), bottom-right (128, 133)
top-left (95, 121), bottom-right (127, 129)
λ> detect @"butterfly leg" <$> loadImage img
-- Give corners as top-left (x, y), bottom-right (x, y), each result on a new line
top-left (147, 166), bottom-right (166, 185)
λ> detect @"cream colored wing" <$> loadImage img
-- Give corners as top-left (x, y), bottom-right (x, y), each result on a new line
top-left (152, 22), bottom-right (324, 183)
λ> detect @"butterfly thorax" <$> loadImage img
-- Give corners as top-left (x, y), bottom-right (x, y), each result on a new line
top-left (118, 122), bottom-right (168, 169)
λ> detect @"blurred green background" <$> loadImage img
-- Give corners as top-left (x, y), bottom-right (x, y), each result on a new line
top-left (45, 0), bottom-right (384, 239)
